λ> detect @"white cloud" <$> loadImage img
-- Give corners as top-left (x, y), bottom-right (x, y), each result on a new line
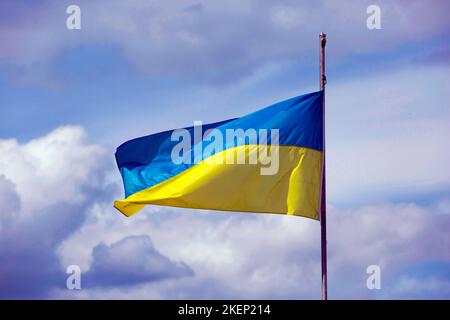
top-left (0, 126), bottom-right (105, 215)
top-left (0, 126), bottom-right (111, 298)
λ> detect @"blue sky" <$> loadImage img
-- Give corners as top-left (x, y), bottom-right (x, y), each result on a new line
top-left (0, 0), bottom-right (449, 299)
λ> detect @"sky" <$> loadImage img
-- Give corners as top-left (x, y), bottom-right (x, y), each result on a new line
top-left (0, 0), bottom-right (449, 299)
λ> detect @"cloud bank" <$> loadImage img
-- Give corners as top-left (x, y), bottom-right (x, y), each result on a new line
top-left (0, 122), bottom-right (448, 299)
top-left (84, 235), bottom-right (193, 288)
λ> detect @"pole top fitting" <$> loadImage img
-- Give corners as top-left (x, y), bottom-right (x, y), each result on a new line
top-left (320, 32), bottom-right (327, 47)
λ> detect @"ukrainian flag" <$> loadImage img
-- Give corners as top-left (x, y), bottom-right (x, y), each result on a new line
top-left (114, 91), bottom-right (324, 219)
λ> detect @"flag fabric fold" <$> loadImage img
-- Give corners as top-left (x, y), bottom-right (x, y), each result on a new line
top-left (114, 90), bottom-right (324, 219)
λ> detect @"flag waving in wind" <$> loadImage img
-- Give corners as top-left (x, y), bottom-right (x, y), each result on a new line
top-left (114, 90), bottom-right (324, 219)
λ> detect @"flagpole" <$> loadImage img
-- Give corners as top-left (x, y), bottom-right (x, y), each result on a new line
top-left (319, 32), bottom-right (328, 300)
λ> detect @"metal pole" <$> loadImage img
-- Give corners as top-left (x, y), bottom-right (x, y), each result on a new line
top-left (319, 32), bottom-right (327, 300)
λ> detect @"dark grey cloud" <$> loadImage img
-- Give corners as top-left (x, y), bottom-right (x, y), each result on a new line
top-left (84, 235), bottom-right (193, 288)
top-left (0, 200), bottom-right (97, 298)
